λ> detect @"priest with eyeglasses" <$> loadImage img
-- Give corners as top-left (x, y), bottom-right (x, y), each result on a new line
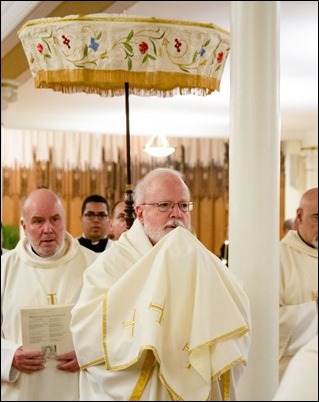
top-left (78, 194), bottom-right (113, 253)
top-left (71, 168), bottom-right (251, 401)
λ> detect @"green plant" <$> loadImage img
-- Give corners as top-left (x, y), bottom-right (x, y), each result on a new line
top-left (2, 224), bottom-right (20, 250)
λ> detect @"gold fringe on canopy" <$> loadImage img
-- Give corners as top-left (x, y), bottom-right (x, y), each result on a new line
top-left (34, 69), bottom-right (221, 97)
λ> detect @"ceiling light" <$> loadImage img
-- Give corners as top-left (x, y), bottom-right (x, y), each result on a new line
top-left (144, 134), bottom-right (175, 157)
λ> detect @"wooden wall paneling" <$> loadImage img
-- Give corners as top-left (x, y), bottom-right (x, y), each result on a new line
top-left (68, 197), bottom-right (82, 237)
top-left (3, 138), bottom-right (289, 257)
top-left (104, 161), bottom-right (117, 206)
top-left (60, 196), bottom-right (69, 230)
top-left (35, 161), bottom-right (50, 189)
top-left (200, 166), bottom-right (210, 199)
top-left (198, 197), bottom-right (214, 251)
top-left (184, 165), bottom-right (195, 200)
top-left (19, 167), bottom-right (36, 212)
top-left (64, 170), bottom-right (71, 199)
top-left (14, 168), bottom-right (21, 195)
top-left (2, 195), bottom-right (20, 226)
top-left (2, 168), bottom-right (12, 197)
top-left (20, 168), bottom-right (29, 196)
top-left (71, 169), bottom-right (81, 198)
top-left (28, 167), bottom-right (37, 194)
top-left (82, 168), bottom-right (90, 197)
top-left (212, 196), bottom-right (228, 256)
top-left (88, 168), bottom-right (98, 195)
top-left (51, 168), bottom-right (64, 197)
top-left (191, 194), bottom-right (200, 240)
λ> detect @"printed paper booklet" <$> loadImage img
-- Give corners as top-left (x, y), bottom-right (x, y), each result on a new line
top-left (21, 304), bottom-right (74, 364)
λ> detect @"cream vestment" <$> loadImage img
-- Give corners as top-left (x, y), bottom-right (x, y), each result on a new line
top-left (273, 334), bottom-right (318, 401)
top-left (71, 220), bottom-right (251, 401)
top-left (279, 230), bottom-right (318, 380)
top-left (1, 232), bottom-right (97, 401)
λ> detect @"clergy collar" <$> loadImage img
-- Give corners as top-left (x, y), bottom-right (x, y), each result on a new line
top-left (297, 231), bottom-right (317, 249)
top-left (82, 234), bottom-right (107, 245)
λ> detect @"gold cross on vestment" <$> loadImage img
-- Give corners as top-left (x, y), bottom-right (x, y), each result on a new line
top-left (47, 293), bottom-right (57, 305)
top-left (123, 309), bottom-right (137, 336)
top-left (148, 302), bottom-right (164, 324)
top-left (182, 343), bottom-right (191, 369)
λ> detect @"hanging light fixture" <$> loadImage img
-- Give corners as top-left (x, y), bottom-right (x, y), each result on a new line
top-left (144, 134), bottom-right (175, 157)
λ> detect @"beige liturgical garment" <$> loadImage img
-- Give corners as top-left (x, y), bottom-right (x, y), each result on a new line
top-left (279, 230), bottom-right (318, 380)
top-left (71, 220), bottom-right (251, 400)
top-left (1, 232), bottom-right (97, 401)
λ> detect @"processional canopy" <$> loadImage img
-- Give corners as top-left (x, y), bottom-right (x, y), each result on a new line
top-left (19, 13), bottom-right (230, 227)
top-left (18, 13), bottom-right (230, 96)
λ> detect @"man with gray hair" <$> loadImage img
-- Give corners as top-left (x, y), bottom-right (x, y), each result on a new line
top-left (71, 168), bottom-right (251, 401)
top-left (1, 188), bottom-right (97, 401)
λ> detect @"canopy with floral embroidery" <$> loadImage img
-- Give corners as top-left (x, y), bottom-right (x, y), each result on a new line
top-left (18, 13), bottom-right (230, 97)
top-left (18, 13), bottom-right (230, 227)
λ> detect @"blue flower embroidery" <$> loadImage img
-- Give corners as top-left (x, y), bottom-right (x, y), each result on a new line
top-left (199, 47), bottom-right (206, 57)
top-left (89, 38), bottom-right (99, 52)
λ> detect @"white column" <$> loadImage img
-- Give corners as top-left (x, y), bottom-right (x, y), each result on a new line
top-left (229, 2), bottom-right (280, 400)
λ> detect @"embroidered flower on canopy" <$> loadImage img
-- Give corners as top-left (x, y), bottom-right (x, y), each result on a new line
top-left (62, 35), bottom-right (71, 49)
top-left (217, 51), bottom-right (224, 63)
top-left (174, 38), bottom-right (182, 53)
top-left (199, 47), bottom-right (206, 57)
top-left (89, 37), bottom-right (99, 52)
top-left (37, 43), bottom-right (44, 54)
top-left (139, 41), bottom-right (148, 54)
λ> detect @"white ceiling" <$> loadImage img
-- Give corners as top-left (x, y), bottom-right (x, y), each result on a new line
top-left (1, 1), bottom-right (318, 144)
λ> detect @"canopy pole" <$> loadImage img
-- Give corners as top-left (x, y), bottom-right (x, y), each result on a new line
top-left (124, 82), bottom-right (135, 229)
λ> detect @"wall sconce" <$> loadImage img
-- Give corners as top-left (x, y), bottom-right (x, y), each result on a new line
top-left (1, 79), bottom-right (18, 110)
top-left (144, 134), bottom-right (175, 157)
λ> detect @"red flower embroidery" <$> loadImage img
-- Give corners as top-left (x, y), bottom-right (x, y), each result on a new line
top-left (37, 43), bottom-right (44, 54)
top-left (174, 38), bottom-right (182, 53)
top-left (217, 51), bottom-right (224, 63)
top-left (62, 35), bottom-right (71, 49)
top-left (139, 41), bottom-right (148, 54)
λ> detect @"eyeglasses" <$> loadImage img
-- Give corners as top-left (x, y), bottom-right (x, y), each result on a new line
top-left (83, 212), bottom-right (109, 221)
top-left (141, 201), bottom-right (194, 212)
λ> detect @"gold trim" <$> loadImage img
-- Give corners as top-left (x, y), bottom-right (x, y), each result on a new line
top-left (221, 370), bottom-right (230, 401)
top-left (211, 356), bottom-right (247, 382)
top-left (18, 14), bottom-right (229, 36)
top-left (102, 292), bottom-right (108, 368)
top-left (129, 350), bottom-right (156, 401)
top-left (34, 69), bottom-right (220, 95)
top-left (80, 357), bottom-right (105, 370)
